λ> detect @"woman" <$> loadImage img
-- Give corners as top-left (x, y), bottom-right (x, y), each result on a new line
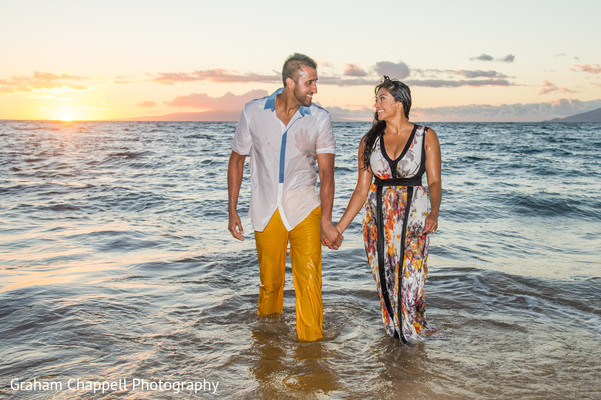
top-left (336, 76), bottom-right (441, 343)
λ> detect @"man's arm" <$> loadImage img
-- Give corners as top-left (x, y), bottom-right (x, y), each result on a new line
top-left (228, 150), bottom-right (247, 241)
top-left (317, 152), bottom-right (342, 250)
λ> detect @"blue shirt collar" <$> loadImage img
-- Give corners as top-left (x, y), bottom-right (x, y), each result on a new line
top-left (264, 88), bottom-right (312, 116)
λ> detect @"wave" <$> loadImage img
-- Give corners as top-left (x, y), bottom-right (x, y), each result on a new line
top-left (106, 150), bottom-right (155, 160)
top-left (506, 191), bottom-right (601, 220)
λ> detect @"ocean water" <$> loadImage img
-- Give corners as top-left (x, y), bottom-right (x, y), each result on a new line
top-left (1, 120), bottom-right (600, 399)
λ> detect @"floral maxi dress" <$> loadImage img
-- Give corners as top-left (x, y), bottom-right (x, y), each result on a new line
top-left (362, 124), bottom-right (430, 343)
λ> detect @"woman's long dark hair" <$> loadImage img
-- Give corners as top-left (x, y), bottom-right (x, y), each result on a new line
top-left (361, 76), bottom-right (412, 169)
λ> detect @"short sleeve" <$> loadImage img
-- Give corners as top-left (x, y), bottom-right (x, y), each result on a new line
top-left (315, 113), bottom-right (335, 155)
top-left (231, 106), bottom-right (252, 155)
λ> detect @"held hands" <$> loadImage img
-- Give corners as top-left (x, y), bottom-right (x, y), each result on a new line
top-left (321, 220), bottom-right (343, 250)
top-left (228, 212), bottom-right (244, 241)
top-left (230, 213), bottom-right (344, 248)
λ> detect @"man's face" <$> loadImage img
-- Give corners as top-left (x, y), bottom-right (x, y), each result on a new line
top-left (291, 65), bottom-right (318, 106)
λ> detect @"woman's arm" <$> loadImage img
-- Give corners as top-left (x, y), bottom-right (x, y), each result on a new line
top-left (336, 138), bottom-right (374, 234)
top-left (424, 128), bottom-right (442, 233)
top-left (317, 152), bottom-right (343, 249)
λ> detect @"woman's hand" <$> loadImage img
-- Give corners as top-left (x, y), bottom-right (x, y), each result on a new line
top-left (423, 212), bottom-right (438, 235)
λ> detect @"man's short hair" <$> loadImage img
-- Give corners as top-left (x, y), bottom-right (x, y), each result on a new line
top-left (282, 53), bottom-right (317, 87)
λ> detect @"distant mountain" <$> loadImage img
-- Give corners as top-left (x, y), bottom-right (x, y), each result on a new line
top-left (548, 107), bottom-right (601, 122)
top-left (125, 108), bottom-right (370, 122)
top-left (124, 110), bottom-right (239, 122)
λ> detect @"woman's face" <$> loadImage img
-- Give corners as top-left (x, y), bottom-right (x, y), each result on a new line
top-left (374, 87), bottom-right (401, 120)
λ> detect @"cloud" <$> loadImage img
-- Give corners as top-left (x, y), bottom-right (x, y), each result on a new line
top-left (326, 106), bottom-right (373, 121)
top-left (32, 72), bottom-right (85, 81)
top-left (151, 62), bottom-right (405, 86)
top-left (344, 64), bottom-right (367, 77)
top-left (0, 71), bottom-right (89, 94)
top-left (165, 89), bottom-right (269, 111)
top-left (149, 60), bottom-right (513, 89)
top-left (573, 64), bottom-right (601, 74)
top-left (373, 61), bottom-right (410, 79)
top-left (325, 77), bottom-right (513, 89)
top-left (451, 70), bottom-right (508, 79)
top-left (369, 63), bottom-right (512, 87)
top-left (416, 98), bottom-right (601, 120)
top-left (318, 76), bottom-right (377, 86)
top-left (115, 75), bottom-right (136, 84)
top-left (137, 101), bottom-right (158, 108)
top-left (539, 80), bottom-right (576, 95)
top-left (497, 54), bottom-right (515, 63)
top-left (470, 54), bottom-right (515, 63)
top-left (343, 63), bottom-right (367, 77)
top-left (539, 80), bottom-right (557, 95)
top-left (305, 75), bottom-right (514, 88)
top-left (406, 78), bottom-right (512, 88)
top-left (471, 54), bottom-right (494, 62)
top-left (555, 54), bottom-right (580, 61)
top-left (152, 69), bottom-right (279, 85)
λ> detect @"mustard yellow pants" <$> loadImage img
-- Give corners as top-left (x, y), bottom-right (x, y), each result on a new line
top-left (254, 207), bottom-right (323, 341)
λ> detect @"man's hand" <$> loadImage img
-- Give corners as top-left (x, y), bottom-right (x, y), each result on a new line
top-left (228, 212), bottom-right (244, 241)
top-left (227, 151), bottom-right (246, 241)
top-left (321, 220), bottom-right (343, 250)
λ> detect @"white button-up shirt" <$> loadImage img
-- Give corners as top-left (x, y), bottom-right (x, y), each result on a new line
top-left (232, 88), bottom-right (335, 232)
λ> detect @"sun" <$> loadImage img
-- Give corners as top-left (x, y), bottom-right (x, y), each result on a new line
top-left (60, 113), bottom-right (74, 122)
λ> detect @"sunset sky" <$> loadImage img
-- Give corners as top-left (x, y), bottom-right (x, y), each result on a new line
top-left (1, 0), bottom-right (600, 122)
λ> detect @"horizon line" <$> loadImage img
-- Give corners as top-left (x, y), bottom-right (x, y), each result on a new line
top-left (1, 118), bottom-right (590, 124)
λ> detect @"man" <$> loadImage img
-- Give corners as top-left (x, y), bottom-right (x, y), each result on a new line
top-left (227, 53), bottom-right (342, 341)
